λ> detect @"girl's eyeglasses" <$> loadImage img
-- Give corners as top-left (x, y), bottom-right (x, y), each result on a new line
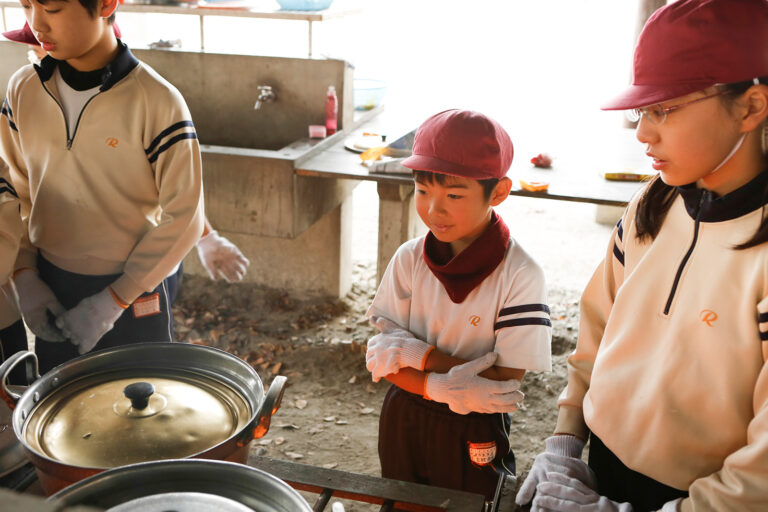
top-left (625, 89), bottom-right (729, 125)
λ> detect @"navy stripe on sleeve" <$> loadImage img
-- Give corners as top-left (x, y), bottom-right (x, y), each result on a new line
top-left (760, 330), bottom-right (768, 341)
top-left (613, 243), bottom-right (625, 265)
top-left (0, 178), bottom-right (18, 199)
top-left (494, 317), bottom-right (552, 330)
top-left (759, 312), bottom-right (768, 323)
top-left (495, 302), bottom-right (551, 331)
top-left (499, 304), bottom-right (550, 316)
top-left (1, 99), bottom-right (17, 132)
top-left (148, 132), bottom-right (198, 164)
top-left (616, 218), bottom-right (624, 242)
top-left (0, 186), bottom-right (18, 199)
top-left (145, 120), bottom-right (195, 155)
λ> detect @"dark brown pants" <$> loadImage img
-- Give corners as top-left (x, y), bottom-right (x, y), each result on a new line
top-left (378, 385), bottom-right (512, 500)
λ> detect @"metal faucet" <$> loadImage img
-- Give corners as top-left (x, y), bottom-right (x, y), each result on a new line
top-left (254, 85), bottom-right (276, 110)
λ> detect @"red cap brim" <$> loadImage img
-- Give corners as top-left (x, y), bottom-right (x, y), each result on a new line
top-left (3, 21), bottom-right (121, 47)
top-left (400, 154), bottom-right (503, 180)
top-left (601, 80), bottom-right (717, 110)
top-left (2, 24), bottom-right (38, 46)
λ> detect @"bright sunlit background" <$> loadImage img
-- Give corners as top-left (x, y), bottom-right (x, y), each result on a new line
top-left (0, 0), bottom-right (646, 290)
top-left (2, 0), bottom-right (639, 137)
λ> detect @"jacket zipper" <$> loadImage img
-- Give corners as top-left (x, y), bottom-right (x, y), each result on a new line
top-left (663, 191), bottom-right (710, 315)
top-left (42, 81), bottom-right (100, 150)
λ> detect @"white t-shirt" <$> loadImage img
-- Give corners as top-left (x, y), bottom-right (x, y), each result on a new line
top-left (369, 236), bottom-right (552, 372)
top-left (54, 68), bottom-right (100, 138)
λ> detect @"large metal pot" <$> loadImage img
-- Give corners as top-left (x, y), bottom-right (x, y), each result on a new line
top-left (51, 459), bottom-right (312, 511)
top-left (0, 343), bottom-right (286, 495)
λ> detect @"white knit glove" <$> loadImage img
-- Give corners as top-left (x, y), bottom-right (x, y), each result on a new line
top-left (197, 231), bottom-right (250, 283)
top-left (366, 316), bottom-right (432, 382)
top-left (424, 352), bottom-right (523, 414)
top-left (56, 288), bottom-right (125, 354)
top-left (516, 435), bottom-right (595, 506)
top-left (12, 270), bottom-right (66, 341)
top-left (532, 472), bottom-right (632, 512)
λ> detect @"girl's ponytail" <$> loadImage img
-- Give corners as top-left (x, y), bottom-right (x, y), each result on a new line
top-left (634, 175), bottom-right (678, 243)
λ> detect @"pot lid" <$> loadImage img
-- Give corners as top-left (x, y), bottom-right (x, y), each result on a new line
top-left (106, 492), bottom-right (253, 512)
top-left (23, 371), bottom-right (250, 468)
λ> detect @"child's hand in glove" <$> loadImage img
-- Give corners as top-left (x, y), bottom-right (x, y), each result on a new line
top-left (425, 352), bottom-right (523, 414)
top-left (56, 288), bottom-right (125, 354)
top-left (12, 270), bottom-right (66, 341)
top-left (197, 231), bottom-right (250, 283)
top-left (365, 316), bottom-right (433, 382)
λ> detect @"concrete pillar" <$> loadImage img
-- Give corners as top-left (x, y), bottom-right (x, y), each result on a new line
top-left (376, 183), bottom-right (426, 283)
top-left (594, 204), bottom-right (625, 226)
top-left (184, 195), bottom-right (354, 298)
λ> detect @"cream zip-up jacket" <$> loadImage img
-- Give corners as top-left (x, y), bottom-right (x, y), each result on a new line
top-left (0, 157), bottom-right (21, 286)
top-left (0, 43), bottom-right (204, 303)
top-left (557, 173), bottom-right (768, 511)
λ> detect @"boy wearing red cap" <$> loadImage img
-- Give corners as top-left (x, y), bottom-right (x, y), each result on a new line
top-left (0, 0), bottom-right (204, 374)
top-left (365, 109), bottom-right (552, 500)
top-left (517, 1), bottom-right (768, 511)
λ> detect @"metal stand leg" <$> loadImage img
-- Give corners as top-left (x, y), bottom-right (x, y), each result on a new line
top-left (313, 488), bottom-right (333, 511)
top-left (488, 473), bottom-right (506, 512)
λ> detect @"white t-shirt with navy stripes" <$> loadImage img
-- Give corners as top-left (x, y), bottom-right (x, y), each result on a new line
top-left (369, 235), bottom-right (552, 372)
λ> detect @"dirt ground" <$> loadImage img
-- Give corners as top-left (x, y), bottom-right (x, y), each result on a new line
top-left (172, 258), bottom-right (582, 511)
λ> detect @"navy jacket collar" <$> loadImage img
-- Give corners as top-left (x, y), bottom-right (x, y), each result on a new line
top-left (677, 171), bottom-right (768, 222)
top-left (34, 39), bottom-right (139, 92)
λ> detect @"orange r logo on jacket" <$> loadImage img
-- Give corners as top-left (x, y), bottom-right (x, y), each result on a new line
top-left (700, 310), bottom-right (718, 327)
top-left (106, 137), bottom-right (119, 148)
top-left (469, 315), bottom-right (481, 326)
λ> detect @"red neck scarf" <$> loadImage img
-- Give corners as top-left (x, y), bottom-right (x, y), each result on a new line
top-left (422, 211), bottom-right (510, 304)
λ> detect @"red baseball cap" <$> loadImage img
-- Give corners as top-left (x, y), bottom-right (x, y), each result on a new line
top-left (3, 21), bottom-right (122, 46)
top-left (602, 0), bottom-right (768, 110)
top-left (401, 109), bottom-right (513, 180)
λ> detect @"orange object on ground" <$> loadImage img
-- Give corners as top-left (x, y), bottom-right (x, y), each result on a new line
top-left (519, 179), bottom-right (550, 192)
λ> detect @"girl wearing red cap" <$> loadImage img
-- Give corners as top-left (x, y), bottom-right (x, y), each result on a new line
top-left (517, 1), bottom-right (768, 511)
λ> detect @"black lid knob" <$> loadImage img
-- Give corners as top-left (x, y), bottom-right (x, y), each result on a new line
top-left (123, 382), bottom-right (155, 410)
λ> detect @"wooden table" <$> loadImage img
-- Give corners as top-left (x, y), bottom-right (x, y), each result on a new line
top-left (296, 112), bottom-right (651, 281)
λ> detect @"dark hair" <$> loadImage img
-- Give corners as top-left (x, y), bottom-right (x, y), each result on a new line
top-left (412, 170), bottom-right (500, 200)
top-left (635, 76), bottom-right (768, 249)
top-left (37, 0), bottom-right (116, 22)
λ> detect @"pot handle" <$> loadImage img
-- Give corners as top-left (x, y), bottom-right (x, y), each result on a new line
top-left (251, 375), bottom-right (287, 440)
top-left (0, 351), bottom-right (40, 410)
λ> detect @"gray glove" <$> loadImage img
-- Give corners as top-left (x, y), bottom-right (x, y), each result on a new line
top-left (516, 435), bottom-right (596, 506)
top-left (532, 472), bottom-right (632, 512)
top-left (197, 231), bottom-right (250, 283)
top-left (56, 288), bottom-right (125, 354)
top-left (425, 352), bottom-right (523, 414)
top-left (12, 270), bottom-right (66, 341)
top-left (366, 316), bottom-right (432, 382)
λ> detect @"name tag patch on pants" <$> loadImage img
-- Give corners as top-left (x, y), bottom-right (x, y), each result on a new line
top-left (133, 293), bottom-right (161, 318)
top-left (468, 441), bottom-right (497, 466)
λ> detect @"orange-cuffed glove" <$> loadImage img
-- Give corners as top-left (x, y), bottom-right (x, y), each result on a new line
top-left (365, 315), bottom-right (433, 382)
top-left (56, 288), bottom-right (126, 354)
top-left (424, 352), bottom-right (523, 415)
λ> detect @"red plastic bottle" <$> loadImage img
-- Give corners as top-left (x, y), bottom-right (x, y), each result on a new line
top-left (325, 85), bottom-right (338, 135)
